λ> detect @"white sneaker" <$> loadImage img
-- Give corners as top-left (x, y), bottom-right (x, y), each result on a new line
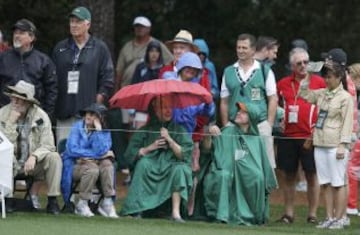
top-left (316, 218), bottom-right (334, 228)
top-left (75, 200), bottom-right (94, 217)
top-left (328, 219), bottom-right (344, 229)
top-left (339, 216), bottom-right (350, 226)
top-left (346, 207), bottom-right (359, 215)
top-left (295, 181), bottom-right (307, 192)
top-left (98, 201), bottom-right (119, 218)
top-left (30, 195), bottom-right (41, 209)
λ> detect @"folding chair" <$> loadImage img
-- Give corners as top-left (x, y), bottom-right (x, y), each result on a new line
top-left (0, 187), bottom-right (6, 218)
top-left (65, 180), bottom-right (104, 213)
top-left (13, 174), bottom-right (34, 200)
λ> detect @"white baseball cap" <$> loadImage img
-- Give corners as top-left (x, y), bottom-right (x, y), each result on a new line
top-left (133, 16), bottom-right (151, 27)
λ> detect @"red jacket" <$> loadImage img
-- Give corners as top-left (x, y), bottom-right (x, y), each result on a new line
top-left (277, 73), bottom-right (326, 138)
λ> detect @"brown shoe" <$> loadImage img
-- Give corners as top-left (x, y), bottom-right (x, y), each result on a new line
top-left (276, 214), bottom-right (294, 224)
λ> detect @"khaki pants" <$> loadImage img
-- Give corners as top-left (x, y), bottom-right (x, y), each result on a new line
top-left (73, 159), bottom-right (115, 200)
top-left (27, 152), bottom-right (62, 196)
top-left (258, 120), bottom-right (276, 168)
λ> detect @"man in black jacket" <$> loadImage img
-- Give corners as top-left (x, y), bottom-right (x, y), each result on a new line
top-left (52, 6), bottom-right (114, 145)
top-left (0, 19), bottom-right (57, 119)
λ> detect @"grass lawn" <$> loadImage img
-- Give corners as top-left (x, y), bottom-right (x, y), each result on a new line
top-left (1, 204), bottom-right (359, 235)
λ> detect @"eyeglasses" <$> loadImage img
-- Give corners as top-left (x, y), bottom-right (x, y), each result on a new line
top-left (295, 60), bottom-right (309, 67)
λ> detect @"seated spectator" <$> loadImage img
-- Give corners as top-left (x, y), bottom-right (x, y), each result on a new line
top-left (0, 81), bottom-right (62, 214)
top-left (203, 102), bottom-right (277, 225)
top-left (61, 103), bottom-right (118, 218)
top-left (120, 96), bottom-right (193, 223)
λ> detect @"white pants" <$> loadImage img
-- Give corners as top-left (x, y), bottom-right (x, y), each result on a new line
top-left (314, 147), bottom-right (348, 187)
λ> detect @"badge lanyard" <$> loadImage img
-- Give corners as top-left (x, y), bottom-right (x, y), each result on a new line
top-left (315, 93), bottom-right (332, 129)
top-left (288, 81), bottom-right (299, 123)
top-left (67, 46), bottom-right (81, 94)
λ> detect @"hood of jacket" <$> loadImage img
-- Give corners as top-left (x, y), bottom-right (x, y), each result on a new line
top-left (234, 102), bottom-right (260, 136)
top-left (193, 39), bottom-right (209, 57)
top-left (175, 51), bottom-right (202, 72)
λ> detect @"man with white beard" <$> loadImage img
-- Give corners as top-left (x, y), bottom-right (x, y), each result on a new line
top-left (0, 19), bottom-right (57, 120)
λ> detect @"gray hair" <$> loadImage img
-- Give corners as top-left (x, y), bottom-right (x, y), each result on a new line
top-left (289, 47), bottom-right (309, 65)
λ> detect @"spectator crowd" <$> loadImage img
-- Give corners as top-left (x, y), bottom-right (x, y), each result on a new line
top-left (1, 5), bottom-right (360, 230)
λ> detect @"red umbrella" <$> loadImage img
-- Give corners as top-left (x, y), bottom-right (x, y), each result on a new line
top-left (109, 79), bottom-right (212, 111)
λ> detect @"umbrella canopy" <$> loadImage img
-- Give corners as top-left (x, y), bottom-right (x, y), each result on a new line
top-left (109, 79), bottom-right (212, 111)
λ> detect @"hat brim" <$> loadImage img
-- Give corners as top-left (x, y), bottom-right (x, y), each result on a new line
top-left (69, 13), bottom-right (88, 21)
top-left (12, 24), bottom-right (29, 32)
top-left (4, 91), bottom-right (40, 105)
top-left (133, 23), bottom-right (151, 27)
top-left (236, 102), bottom-right (247, 112)
top-left (79, 107), bottom-right (104, 118)
top-left (165, 40), bottom-right (199, 53)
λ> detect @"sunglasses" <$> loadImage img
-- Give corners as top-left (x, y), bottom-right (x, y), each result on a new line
top-left (295, 60), bottom-right (309, 67)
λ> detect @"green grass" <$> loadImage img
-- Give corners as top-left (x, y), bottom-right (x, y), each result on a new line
top-left (1, 204), bottom-right (360, 235)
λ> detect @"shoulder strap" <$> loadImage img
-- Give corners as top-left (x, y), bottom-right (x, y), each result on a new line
top-left (260, 62), bottom-right (268, 84)
top-left (260, 62), bottom-right (269, 104)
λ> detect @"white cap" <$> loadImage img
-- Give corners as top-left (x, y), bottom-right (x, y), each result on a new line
top-left (133, 16), bottom-right (151, 27)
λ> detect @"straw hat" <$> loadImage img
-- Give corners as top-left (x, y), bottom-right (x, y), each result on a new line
top-left (5, 80), bottom-right (40, 105)
top-left (165, 30), bottom-right (199, 53)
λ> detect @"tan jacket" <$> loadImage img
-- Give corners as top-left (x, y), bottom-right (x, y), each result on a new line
top-left (0, 104), bottom-right (56, 175)
top-left (299, 84), bottom-right (353, 147)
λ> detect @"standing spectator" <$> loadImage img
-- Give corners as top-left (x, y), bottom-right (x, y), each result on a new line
top-left (0, 19), bottom-right (57, 119)
top-left (131, 40), bottom-right (163, 84)
top-left (194, 38), bottom-right (219, 100)
top-left (276, 48), bottom-right (325, 224)
top-left (322, 49), bottom-right (358, 225)
top-left (130, 40), bottom-right (164, 129)
top-left (61, 103), bottom-right (118, 218)
top-left (283, 39), bottom-right (309, 77)
top-left (220, 33), bottom-right (278, 168)
top-left (347, 63), bottom-right (360, 216)
top-left (299, 61), bottom-right (353, 229)
top-left (159, 29), bottom-right (199, 78)
top-left (113, 16), bottom-right (172, 178)
top-left (52, 6), bottom-right (114, 144)
top-left (291, 39), bottom-right (308, 51)
top-left (116, 16), bottom-right (173, 89)
top-left (0, 81), bottom-right (62, 214)
top-left (254, 36), bottom-right (279, 67)
top-left (321, 48), bottom-right (358, 139)
top-left (287, 38), bottom-right (310, 192)
top-left (0, 29), bottom-right (10, 52)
